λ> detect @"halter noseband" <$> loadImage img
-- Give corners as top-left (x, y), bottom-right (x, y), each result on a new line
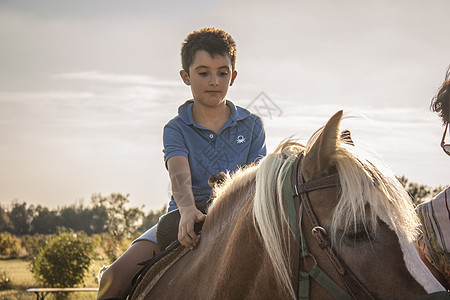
top-left (288, 153), bottom-right (375, 300)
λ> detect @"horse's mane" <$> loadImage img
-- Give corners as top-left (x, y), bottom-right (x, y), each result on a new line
top-left (253, 131), bottom-right (420, 299)
top-left (253, 141), bottom-right (304, 298)
top-left (206, 163), bottom-right (259, 235)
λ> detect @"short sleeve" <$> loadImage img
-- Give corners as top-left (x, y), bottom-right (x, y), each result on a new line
top-left (247, 116), bottom-right (266, 163)
top-left (163, 124), bottom-right (189, 168)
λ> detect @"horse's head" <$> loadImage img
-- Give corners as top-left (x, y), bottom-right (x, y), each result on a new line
top-left (299, 111), bottom-right (446, 299)
top-left (254, 110), bottom-right (446, 299)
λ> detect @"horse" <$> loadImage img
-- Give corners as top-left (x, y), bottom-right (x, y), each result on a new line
top-left (131, 111), bottom-right (446, 299)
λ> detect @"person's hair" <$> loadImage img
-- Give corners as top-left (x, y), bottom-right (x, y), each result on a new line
top-left (181, 27), bottom-right (236, 74)
top-left (431, 66), bottom-right (450, 124)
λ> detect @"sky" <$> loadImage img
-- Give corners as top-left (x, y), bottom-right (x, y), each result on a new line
top-left (1, 0), bottom-right (449, 212)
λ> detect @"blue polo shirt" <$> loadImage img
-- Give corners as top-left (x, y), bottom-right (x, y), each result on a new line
top-left (163, 99), bottom-right (266, 209)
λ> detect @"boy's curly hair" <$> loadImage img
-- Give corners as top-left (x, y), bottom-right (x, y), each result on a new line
top-left (431, 66), bottom-right (450, 124)
top-left (181, 28), bottom-right (236, 74)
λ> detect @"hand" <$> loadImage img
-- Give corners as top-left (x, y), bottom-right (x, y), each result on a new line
top-left (208, 172), bottom-right (227, 187)
top-left (178, 205), bottom-right (206, 250)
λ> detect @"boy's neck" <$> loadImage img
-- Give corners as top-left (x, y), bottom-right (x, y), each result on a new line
top-left (192, 101), bottom-right (231, 134)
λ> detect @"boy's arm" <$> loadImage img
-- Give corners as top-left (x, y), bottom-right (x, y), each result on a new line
top-left (167, 155), bottom-right (206, 250)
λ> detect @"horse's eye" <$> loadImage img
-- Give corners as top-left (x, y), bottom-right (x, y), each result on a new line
top-left (344, 225), bottom-right (374, 242)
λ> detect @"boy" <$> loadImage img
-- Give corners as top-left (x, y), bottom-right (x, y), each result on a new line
top-left (97, 27), bottom-right (266, 299)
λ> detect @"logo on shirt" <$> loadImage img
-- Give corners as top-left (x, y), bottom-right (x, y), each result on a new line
top-left (236, 135), bottom-right (246, 144)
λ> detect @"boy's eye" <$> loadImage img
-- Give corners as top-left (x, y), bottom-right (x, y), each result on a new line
top-left (198, 72), bottom-right (208, 76)
top-left (219, 72), bottom-right (228, 76)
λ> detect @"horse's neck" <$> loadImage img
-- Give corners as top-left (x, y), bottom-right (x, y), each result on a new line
top-left (205, 176), bottom-right (255, 235)
top-left (198, 180), bottom-right (286, 298)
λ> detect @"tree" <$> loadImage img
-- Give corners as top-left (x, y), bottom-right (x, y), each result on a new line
top-left (30, 230), bottom-right (94, 289)
top-left (8, 202), bottom-right (33, 235)
top-left (397, 176), bottom-right (445, 206)
top-left (85, 205), bottom-right (108, 234)
top-left (58, 206), bottom-right (81, 232)
top-left (124, 207), bottom-right (145, 231)
top-left (0, 205), bottom-right (13, 232)
top-left (91, 193), bottom-right (144, 262)
top-left (31, 206), bottom-right (58, 234)
top-left (139, 205), bottom-right (167, 232)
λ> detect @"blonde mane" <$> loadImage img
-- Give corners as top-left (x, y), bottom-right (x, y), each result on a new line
top-left (253, 133), bottom-right (420, 299)
top-left (253, 140), bottom-right (303, 298)
top-left (206, 163), bottom-right (259, 235)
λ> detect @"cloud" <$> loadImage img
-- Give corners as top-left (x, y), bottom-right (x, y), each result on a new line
top-left (0, 0), bottom-right (214, 19)
top-left (54, 71), bottom-right (181, 87)
top-left (1, 0), bottom-right (449, 211)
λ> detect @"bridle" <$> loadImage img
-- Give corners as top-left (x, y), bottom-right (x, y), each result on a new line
top-left (285, 153), bottom-right (449, 299)
top-left (286, 153), bottom-right (375, 300)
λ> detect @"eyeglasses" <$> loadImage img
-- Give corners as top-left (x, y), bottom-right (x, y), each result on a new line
top-left (441, 122), bottom-right (450, 156)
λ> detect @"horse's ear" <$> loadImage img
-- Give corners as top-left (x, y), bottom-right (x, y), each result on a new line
top-left (340, 129), bottom-right (354, 146)
top-left (303, 110), bottom-right (343, 180)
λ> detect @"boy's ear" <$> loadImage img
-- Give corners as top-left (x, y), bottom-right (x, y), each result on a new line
top-left (180, 70), bottom-right (190, 85)
top-left (230, 71), bottom-right (237, 86)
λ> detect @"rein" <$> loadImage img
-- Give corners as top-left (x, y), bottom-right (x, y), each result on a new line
top-left (285, 153), bottom-right (375, 300)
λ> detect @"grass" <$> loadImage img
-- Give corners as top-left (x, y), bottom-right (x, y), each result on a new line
top-left (0, 257), bottom-right (108, 300)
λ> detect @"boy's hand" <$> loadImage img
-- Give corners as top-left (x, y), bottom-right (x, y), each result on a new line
top-left (178, 205), bottom-right (206, 250)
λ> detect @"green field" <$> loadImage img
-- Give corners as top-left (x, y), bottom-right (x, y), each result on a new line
top-left (0, 258), bottom-right (107, 300)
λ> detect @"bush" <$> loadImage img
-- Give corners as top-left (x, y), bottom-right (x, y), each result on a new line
top-left (0, 270), bottom-right (11, 290)
top-left (21, 234), bottom-right (52, 260)
top-left (30, 230), bottom-right (94, 288)
top-left (0, 232), bottom-right (21, 258)
top-left (100, 233), bottom-right (132, 264)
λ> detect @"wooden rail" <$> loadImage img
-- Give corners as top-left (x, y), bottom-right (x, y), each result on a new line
top-left (26, 287), bottom-right (98, 300)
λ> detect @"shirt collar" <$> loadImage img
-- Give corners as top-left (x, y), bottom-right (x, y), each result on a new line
top-left (177, 99), bottom-right (251, 126)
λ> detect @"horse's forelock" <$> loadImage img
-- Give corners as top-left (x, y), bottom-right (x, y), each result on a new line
top-left (301, 126), bottom-right (420, 243)
top-left (330, 142), bottom-right (420, 245)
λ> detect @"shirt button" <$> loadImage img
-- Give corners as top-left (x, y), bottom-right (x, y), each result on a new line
top-left (209, 134), bottom-right (214, 139)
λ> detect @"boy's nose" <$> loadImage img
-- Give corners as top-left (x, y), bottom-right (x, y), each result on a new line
top-left (209, 75), bottom-right (219, 86)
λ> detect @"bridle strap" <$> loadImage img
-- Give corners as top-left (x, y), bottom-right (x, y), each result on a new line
top-left (290, 154), bottom-right (302, 299)
top-left (294, 174), bottom-right (339, 196)
top-left (287, 155), bottom-right (351, 300)
top-left (297, 203), bottom-right (352, 300)
top-left (291, 154), bottom-right (375, 300)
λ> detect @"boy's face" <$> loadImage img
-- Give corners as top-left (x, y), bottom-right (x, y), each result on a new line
top-left (180, 50), bottom-right (237, 108)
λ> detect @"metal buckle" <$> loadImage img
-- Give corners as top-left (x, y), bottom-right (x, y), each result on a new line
top-left (312, 226), bottom-right (328, 237)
